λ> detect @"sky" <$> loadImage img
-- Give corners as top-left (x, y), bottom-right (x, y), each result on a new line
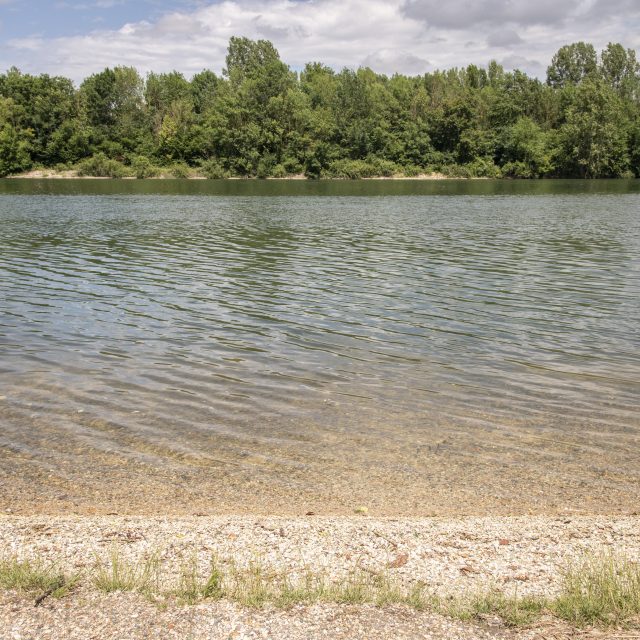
top-left (1, 0), bottom-right (639, 83)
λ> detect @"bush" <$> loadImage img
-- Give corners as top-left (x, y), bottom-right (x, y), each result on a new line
top-left (369, 158), bottom-right (400, 177)
top-left (304, 157), bottom-right (323, 180)
top-left (270, 164), bottom-right (287, 178)
top-left (442, 164), bottom-right (473, 178)
top-left (327, 159), bottom-right (378, 179)
top-left (401, 165), bottom-right (425, 177)
top-left (256, 153), bottom-right (278, 178)
top-left (200, 159), bottom-right (229, 179)
top-left (502, 161), bottom-right (535, 179)
top-left (282, 157), bottom-right (302, 175)
top-left (131, 156), bottom-right (159, 179)
top-left (466, 157), bottom-right (502, 178)
top-left (169, 162), bottom-right (191, 179)
top-left (0, 126), bottom-right (32, 177)
top-left (77, 153), bottom-right (128, 178)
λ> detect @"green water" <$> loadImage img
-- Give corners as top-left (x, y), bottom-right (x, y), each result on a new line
top-left (1, 177), bottom-right (640, 196)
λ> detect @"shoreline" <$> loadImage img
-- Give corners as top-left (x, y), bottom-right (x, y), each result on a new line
top-left (2, 514), bottom-right (638, 639)
top-left (4, 514), bottom-right (637, 598)
top-left (7, 169), bottom-right (478, 181)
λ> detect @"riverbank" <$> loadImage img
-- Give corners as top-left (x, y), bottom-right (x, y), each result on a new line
top-left (1, 515), bottom-right (638, 638)
top-left (8, 168), bottom-right (458, 180)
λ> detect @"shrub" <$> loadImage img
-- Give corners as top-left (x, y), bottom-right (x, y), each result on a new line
top-left (442, 164), bottom-right (473, 178)
top-left (304, 157), bottom-right (323, 180)
top-left (256, 153), bottom-right (278, 178)
top-left (200, 159), bottom-right (229, 179)
top-left (131, 156), bottom-right (159, 179)
top-left (169, 162), bottom-right (191, 179)
top-left (282, 157), bottom-right (303, 175)
top-left (369, 157), bottom-right (400, 177)
top-left (77, 153), bottom-right (128, 178)
top-left (401, 165), bottom-right (425, 177)
top-left (502, 161), bottom-right (535, 179)
top-left (466, 157), bottom-right (502, 178)
top-left (270, 164), bottom-right (287, 178)
top-left (327, 159), bottom-right (378, 179)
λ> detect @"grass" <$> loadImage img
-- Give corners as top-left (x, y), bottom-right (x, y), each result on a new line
top-left (440, 590), bottom-right (547, 627)
top-left (3, 548), bottom-right (639, 630)
top-left (0, 556), bottom-right (79, 600)
top-left (93, 547), bottom-right (161, 595)
top-left (552, 551), bottom-right (640, 627)
top-left (169, 555), bottom-right (430, 609)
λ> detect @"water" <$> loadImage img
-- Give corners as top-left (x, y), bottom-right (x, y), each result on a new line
top-left (1, 179), bottom-right (639, 515)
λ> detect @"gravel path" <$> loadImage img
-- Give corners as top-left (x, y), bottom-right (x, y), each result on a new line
top-left (1, 515), bottom-right (638, 639)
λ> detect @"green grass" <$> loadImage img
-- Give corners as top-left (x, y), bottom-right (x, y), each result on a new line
top-left (440, 590), bottom-right (546, 627)
top-left (93, 547), bottom-right (160, 595)
top-left (172, 554), bottom-right (224, 604)
top-left (552, 551), bottom-right (640, 626)
top-left (169, 556), bottom-right (431, 610)
top-left (3, 547), bottom-right (640, 630)
top-left (0, 556), bottom-right (78, 600)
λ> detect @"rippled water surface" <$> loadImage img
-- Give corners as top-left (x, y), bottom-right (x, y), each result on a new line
top-left (1, 180), bottom-right (639, 515)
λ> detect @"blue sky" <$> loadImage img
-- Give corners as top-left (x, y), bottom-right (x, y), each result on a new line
top-left (0, 1), bottom-right (200, 39)
top-left (1, 0), bottom-right (638, 83)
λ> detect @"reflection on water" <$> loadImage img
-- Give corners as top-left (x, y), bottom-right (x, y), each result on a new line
top-left (0, 182), bottom-right (639, 515)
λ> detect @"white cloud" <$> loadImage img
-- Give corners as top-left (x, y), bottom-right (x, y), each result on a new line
top-left (1, 0), bottom-right (638, 82)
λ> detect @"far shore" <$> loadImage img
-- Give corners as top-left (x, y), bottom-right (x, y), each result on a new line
top-left (7, 169), bottom-right (480, 181)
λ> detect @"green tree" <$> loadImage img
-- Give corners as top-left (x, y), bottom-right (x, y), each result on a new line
top-left (0, 97), bottom-right (32, 176)
top-left (554, 80), bottom-right (630, 177)
top-left (600, 43), bottom-right (640, 100)
top-left (500, 117), bottom-right (554, 177)
top-left (547, 42), bottom-right (598, 88)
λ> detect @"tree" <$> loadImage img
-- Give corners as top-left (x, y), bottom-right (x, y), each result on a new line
top-left (224, 37), bottom-right (283, 85)
top-left (80, 66), bottom-right (145, 154)
top-left (554, 80), bottom-right (630, 177)
top-left (0, 37), bottom-right (638, 179)
top-left (547, 43), bottom-right (598, 88)
top-left (500, 117), bottom-right (554, 177)
top-left (191, 70), bottom-right (219, 114)
top-left (600, 43), bottom-right (640, 100)
top-left (0, 97), bottom-right (32, 176)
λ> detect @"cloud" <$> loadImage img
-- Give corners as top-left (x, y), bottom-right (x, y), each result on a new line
top-left (402, 0), bottom-right (582, 29)
top-left (487, 30), bottom-right (523, 48)
top-left (500, 54), bottom-right (544, 72)
top-left (7, 37), bottom-right (45, 52)
top-left (1, 0), bottom-right (638, 82)
top-left (361, 50), bottom-right (430, 75)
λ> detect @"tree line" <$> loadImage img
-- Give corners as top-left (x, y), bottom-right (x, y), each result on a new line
top-left (1, 38), bottom-right (639, 179)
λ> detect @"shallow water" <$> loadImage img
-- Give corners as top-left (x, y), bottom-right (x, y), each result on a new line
top-left (1, 179), bottom-right (639, 515)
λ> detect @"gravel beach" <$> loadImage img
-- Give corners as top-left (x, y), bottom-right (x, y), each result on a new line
top-left (1, 515), bottom-right (638, 639)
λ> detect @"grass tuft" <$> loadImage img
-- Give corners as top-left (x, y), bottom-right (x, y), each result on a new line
top-left (0, 556), bottom-right (78, 599)
top-left (93, 547), bottom-right (160, 595)
top-left (173, 554), bottom-right (225, 604)
top-left (552, 551), bottom-right (640, 627)
top-left (440, 590), bottom-right (546, 627)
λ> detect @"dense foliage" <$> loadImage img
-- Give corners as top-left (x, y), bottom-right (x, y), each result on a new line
top-left (1, 39), bottom-right (639, 178)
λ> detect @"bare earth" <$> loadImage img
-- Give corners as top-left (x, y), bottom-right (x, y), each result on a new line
top-left (1, 515), bottom-right (638, 639)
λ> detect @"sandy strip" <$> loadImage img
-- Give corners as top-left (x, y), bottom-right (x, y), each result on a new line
top-left (1, 515), bottom-right (637, 639)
